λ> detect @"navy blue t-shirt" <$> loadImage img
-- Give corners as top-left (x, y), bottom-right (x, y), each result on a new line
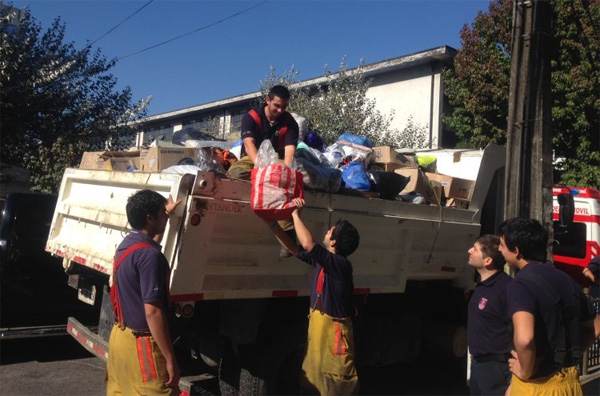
top-left (297, 244), bottom-right (354, 318)
top-left (114, 231), bottom-right (170, 331)
top-left (468, 271), bottom-right (513, 357)
top-left (240, 106), bottom-right (299, 159)
top-left (507, 261), bottom-right (595, 377)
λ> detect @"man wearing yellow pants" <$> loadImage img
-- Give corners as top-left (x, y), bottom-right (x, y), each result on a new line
top-left (498, 218), bottom-right (598, 396)
top-left (270, 197), bottom-right (360, 396)
top-left (106, 190), bottom-right (181, 396)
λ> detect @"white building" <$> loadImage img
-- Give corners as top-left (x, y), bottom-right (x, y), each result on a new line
top-left (136, 46), bottom-right (457, 149)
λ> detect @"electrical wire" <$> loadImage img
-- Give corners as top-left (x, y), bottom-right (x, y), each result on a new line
top-left (117, 1), bottom-right (268, 60)
top-left (89, 0), bottom-right (155, 47)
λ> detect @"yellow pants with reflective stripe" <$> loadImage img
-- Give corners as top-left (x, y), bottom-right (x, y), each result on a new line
top-left (301, 309), bottom-right (358, 396)
top-left (106, 324), bottom-right (178, 396)
top-left (509, 366), bottom-right (582, 396)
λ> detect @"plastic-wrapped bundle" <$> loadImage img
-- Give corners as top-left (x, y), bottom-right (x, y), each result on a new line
top-left (296, 158), bottom-right (342, 193)
top-left (341, 162), bottom-right (371, 192)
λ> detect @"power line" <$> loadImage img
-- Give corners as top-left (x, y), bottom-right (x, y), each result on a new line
top-left (89, 0), bottom-right (155, 47)
top-left (118, 1), bottom-right (268, 60)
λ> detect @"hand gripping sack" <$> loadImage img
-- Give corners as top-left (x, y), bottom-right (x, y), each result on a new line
top-left (251, 164), bottom-right (304, 221)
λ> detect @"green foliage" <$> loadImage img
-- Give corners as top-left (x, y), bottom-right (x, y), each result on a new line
top-left (259, 58), bottom-right (427, 148)
top-left (444, 0), bottom-right (600, 188)
top-left (0, 7), bottom-right (149, 193)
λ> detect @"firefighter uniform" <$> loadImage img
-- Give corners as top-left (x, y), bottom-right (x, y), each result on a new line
top-left (297, 244), bottom-right (358, 396)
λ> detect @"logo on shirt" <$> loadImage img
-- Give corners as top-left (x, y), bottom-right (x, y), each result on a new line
top-left (478, 297), bottom-right (488, 310)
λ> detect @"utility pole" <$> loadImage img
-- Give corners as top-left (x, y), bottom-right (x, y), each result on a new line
top-left (505, 0), bottom-right (554, 237)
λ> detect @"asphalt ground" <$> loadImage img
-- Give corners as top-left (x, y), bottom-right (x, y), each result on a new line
top-left (0, 335), bottom-right (598, 396)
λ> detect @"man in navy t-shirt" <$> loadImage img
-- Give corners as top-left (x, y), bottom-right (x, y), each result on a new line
top-left (467, 234), bottom-right (512, 395)
top-left (106, 190), bottom-right (182, 396)
top-left (268, 197), bottom-right (360, 396)
top-left (498, 217), bottom-right (598, 395)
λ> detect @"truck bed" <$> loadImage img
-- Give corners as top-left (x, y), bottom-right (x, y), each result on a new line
top-left (46, 145), bottom-right (505, 301)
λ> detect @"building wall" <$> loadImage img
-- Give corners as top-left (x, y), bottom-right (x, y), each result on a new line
top-left (366, 62), bottom-right (444, 148)
top-left (136, 48), bottom-right (454, 149)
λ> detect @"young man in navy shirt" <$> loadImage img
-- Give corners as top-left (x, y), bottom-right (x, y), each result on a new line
top-left (499, 217), bottom-right (598, 396)
top-left (467, 234), bottom-right (512, 395)
top-left (269, 197), bottom-right (360, 396)
top-left (107, 190), bottom-right (181, 396)
top-left (228, 85), bottom-right (299, 180)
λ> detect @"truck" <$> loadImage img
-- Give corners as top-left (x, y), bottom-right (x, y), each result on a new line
top-left (43, 143), bottom-right (598, 394)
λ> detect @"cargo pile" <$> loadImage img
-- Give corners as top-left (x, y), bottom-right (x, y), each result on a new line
top-left (79, 134), bottom-right (475, 209)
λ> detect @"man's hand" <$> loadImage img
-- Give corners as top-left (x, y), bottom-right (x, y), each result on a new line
top-left (166, 195), bottom-right (183, 215)
top-left (165, 357), bottom-right (181, 388)
top-left (583, 267), bottom-right (596, 283)
top-left (291, 197), bottom-right (305, 216)
top-left (508, 350), bottom-right (522, 379)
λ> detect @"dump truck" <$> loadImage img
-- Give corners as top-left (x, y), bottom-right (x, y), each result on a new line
top-left (47, 144), bottom-right (509, 394)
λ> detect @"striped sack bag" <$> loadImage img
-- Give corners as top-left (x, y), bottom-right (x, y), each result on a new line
top-left (251, 163), bottom-right (304, 221)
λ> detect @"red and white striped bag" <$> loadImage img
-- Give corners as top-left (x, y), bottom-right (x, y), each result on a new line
top-left (250, 164), bottom-right (304, 221)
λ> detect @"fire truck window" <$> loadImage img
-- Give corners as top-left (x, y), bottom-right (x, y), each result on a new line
top-left (553, 221), bottom-right (587, 259)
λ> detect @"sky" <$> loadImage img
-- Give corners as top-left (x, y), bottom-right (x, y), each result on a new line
top-left (10, 0), bottom-right (491, 117)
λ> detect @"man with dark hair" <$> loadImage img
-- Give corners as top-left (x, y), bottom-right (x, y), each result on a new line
top-left (269, 197), bottom-right (360, 395)
top-left (228, 85), bottom-right (299, 180)
top-left (498, 217), bottom-right (598, 396)
top-left (106, 189), bottom-right (182, 396)
top-left (466, 234), bottom-right (512, 395)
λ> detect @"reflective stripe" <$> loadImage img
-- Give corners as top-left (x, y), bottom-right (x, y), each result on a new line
top-left (334, 321), bottom-right (343, 356)
top-left (136, 336), bottom-right (158, 382)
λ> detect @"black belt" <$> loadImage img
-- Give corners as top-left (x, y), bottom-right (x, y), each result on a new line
top-left (473, 353), bottom-right (510, 363)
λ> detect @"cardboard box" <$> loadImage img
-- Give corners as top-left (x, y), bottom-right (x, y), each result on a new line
top-left (372, 146), bottom-right (416, 167)
top-left (425, 172), bottom-right (475, 200)
top-left (80, 151), bottom-right (140, 171)
top-left (140, 147), bottom-right (197, 172)
top-left (394, 167), bottom-right (440, 206)
top-left (447, 198), bottom-right (470, 210)
top-left (371, 162), bottom-right (404, 172)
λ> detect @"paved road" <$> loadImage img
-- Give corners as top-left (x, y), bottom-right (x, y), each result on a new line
top-left (0, 335), bottom-right (106, 396)
top-left (1, 334), bottom-right (598, 396)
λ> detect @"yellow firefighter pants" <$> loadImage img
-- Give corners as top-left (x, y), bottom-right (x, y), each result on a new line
top-left (301, 309), bottom-right (358, 396)
top-left (106, 324), bottom-right (178, 396)
top-left (509, 366), bottom-right (582, 396)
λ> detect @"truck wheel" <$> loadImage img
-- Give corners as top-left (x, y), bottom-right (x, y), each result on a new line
top-left (239, 368), bottom-right (267, 396)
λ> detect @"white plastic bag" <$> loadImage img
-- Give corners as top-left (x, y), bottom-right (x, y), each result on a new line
top-left (254, 140), bottom-right (280, 169)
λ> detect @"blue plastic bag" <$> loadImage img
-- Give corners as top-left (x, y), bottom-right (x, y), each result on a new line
top-left (337, 132), bottom-right (373, 148)
top-left (342, 162), bottom-right (371, 191)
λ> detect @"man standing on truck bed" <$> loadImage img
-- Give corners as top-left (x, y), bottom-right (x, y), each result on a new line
top-left (107, 190), bottom-right (181, 396)
top-left (467, 234), bottom-right (512, 395)
top-left (499, 217), bottom-right (598, 396)
top-left (268, 197), bottom-right (360, 396)
top-left (227, 85), bottom-right (299, 180)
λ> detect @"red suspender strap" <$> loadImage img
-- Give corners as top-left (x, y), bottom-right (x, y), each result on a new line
top-left (312, 267), bottom-right (325, 312)
top-left (248, 109), bottom-right (261, 135)
top-left (278, 113), bottom-right (290, 151)
top-left (110, 242), bottom-right (153, 328)
top-left (316, 267), bottom-right (325, 294)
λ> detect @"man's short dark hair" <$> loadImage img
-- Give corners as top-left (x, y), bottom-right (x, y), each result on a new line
top-left (498, 217), bottom-right (548, 262)
top-left (477, 234), bottom-right (505, 270)
top-left (126, 190), bottom-right (167, 230)
top-left (268, 85), bottom-right (290, 101)
top-left (331, 219), bottom-right (360, 257)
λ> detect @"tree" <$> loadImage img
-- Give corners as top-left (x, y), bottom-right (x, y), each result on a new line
top-left (0, 6), bottom-right (149, 193)
top-left (444, 0), bottom-right (600, 187)
top-left (259, 58), bottom-right (428, 148)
